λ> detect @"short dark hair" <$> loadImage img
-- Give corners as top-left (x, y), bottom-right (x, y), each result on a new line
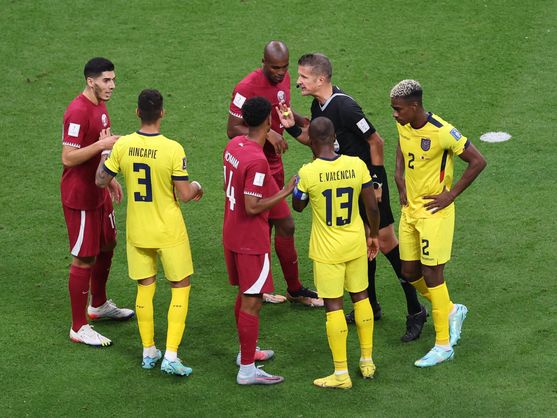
top-left (138, 89), bottom-right (163, 123)
top-left (309, 117), bottom-right (335, 144)
top-left (242, 97), bottom-right (272, 127)
top-left (298, 53), bottom-right (332, 81)
top-left (84, 57), bottom-right (114, 79)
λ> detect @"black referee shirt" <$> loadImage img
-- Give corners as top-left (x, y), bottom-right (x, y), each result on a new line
top-left (310, 86), bottom-right (376, 167)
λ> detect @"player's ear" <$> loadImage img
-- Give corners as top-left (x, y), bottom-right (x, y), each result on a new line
top-left (160, 109), bottom-right (165, 119)
top-left (135, 108), bottom-right (140, 118)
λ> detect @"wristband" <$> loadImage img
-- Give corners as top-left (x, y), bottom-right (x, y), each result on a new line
top-left (285, 125), bottom-right (302, 138)
top-left (191, 180), bottom-right (202, 191)
top-left (370, 165), bottom-right (386, 189)
top-left (101, 150), bottom-right (111, 157)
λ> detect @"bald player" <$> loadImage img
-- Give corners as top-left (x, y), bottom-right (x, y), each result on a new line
top-left (227, 41), bottom-right (322, 308)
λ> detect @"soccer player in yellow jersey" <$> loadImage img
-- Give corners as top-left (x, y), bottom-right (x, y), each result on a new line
top-left (390, 80), bottom-right (486, 367)
top-left (95, 89), bottom-right (203, 376)
top-left (293, 117), bottom-right (380, 389)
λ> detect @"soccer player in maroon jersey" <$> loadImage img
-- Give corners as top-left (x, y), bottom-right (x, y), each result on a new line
top-left (224, 97), bottom-right (296, 385)
top-left (61, 57), bottom-right (134, 347)
top-left (227, 41), bottom-right (323, 307)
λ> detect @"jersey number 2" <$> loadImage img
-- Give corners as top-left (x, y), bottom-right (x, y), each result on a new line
top-left (322, 187), bottom-right (354, 226)
top-left (134, 163), bottom-right (153, 202)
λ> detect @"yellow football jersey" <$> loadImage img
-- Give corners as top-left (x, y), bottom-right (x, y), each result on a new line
top-left (104, 131), bottom-right (189, 248)
top-left (296, 155), bottom-right (372, 263)
top-left (396, 113), bottom-right (469, 219)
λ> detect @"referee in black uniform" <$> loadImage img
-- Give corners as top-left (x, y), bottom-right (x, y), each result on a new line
top-left (278, 53), bottom-right (427, 342)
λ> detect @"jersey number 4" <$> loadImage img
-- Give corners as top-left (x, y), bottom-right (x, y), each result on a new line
top-left (224, 167), bottom-right (236, 210)
top-left (134, 163), bottom-right (153, 202)
top-left (322, 187), bottom-right (354, 226)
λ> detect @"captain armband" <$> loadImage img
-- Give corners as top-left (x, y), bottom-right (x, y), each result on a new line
top-left (293, 187), bottom-right (308, 201)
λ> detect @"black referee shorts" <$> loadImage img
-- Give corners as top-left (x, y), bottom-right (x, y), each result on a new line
top-left (359, 175), bottom-right (395, 229)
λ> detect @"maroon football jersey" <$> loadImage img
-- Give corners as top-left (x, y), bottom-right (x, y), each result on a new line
top-left (229, 68), bottom-right (291, 167)
top-left (222, 136), bottom-right (279, 254)
top-left (60, 94), bottom-right (110, 210)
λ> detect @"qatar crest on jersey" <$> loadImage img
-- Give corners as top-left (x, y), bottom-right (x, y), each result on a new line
top-left (101, 114), bottom-right (108, 128)
top-left (277, 90), bottom-right (286, 102)
top-left (421, 138), bottom-right (431, 151)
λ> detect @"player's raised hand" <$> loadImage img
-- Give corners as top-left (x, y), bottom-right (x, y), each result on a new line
top-left (283, 175), bottom-right (297, 194)
top-left (367, 236), bottom-right (379, 260)
top-left (423, 187), bottom-right (455, 214)
top-left (275, 102), bottom-right (295, 128)
top-left (267, 129), bottom-right (288, 155)
top-left (98, 128), bottom-right (120, 150)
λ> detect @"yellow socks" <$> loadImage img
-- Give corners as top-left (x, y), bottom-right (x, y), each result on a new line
top-left (410, 277), bottom-right (431, 301)
top-left (429, 282), bottom-right (452, 346)
top-left (353, 299), bottom-right (374, 360)
top-left (166, 285), bottom-right (191, 352)
top-left (326, 310), bottom-right (348, 373)
top-left (136, 282), bottom-right (156, 348)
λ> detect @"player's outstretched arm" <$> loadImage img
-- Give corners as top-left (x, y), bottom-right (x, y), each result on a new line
top-left (174, 180), bottom-right (203, 203)
top-left (394, 142), bottom-right (408, 206)
top-left (245, 175), bottom-right (296, 215)
top-left (62, 128), bottom-right (119, 167)
top-left (423, 143), bottom-right (487, 213)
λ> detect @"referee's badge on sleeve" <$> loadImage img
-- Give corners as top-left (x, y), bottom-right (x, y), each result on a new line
top-left (356, 118), bottom-right (370, 134)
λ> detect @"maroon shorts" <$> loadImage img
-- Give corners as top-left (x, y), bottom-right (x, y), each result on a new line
top-left (224, 248), bottom-right (274, 294)
top-left (63, 195), bottom-right (116, 258)
top-left (268, 165), bottom-right (291, 220)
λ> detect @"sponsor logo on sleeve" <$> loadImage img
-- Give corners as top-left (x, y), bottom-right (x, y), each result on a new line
top-left (233, 92), bottom-right (247, 109)
top-left (182, 157), bottom-right (187, 170)
top-left (450, 128), bottom-right (462, 140)
top-left (421, 138), bottom-right (431, 151)
top-left (356, 118), bottom-right (370, 134)
top-left (68, 123), bottom-right (80, 137)
top-left (253, 172), bottom-right (265, 186)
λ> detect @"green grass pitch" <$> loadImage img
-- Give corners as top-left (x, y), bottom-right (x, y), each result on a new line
top-left (1, 0), bottom-right (556, 416)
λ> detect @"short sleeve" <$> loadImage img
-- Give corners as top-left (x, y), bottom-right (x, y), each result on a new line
top-left (340, 99), bottom-right (376, 140)
top-left (172, 143), bottom-right (189, 181)
top-left (103, 141), bottom-right (121, 176)
top-left (229, 82), bottom-right (251, 119)
top-left (244, 159), bottom-right (270, 198)
top-left (62, 107), bottom-right (89, 148)
top-left (293, 165), bottom-right (309, 201)
top-left (359, 159), bottom-right (372, 187)
top-left (439, 125), bottom-right (469, 156)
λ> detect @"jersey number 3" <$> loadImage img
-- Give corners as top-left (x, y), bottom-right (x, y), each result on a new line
top-left (322, 187), bottom-right (354, 226)
top-left (134, 163), bottom-right (153, 202)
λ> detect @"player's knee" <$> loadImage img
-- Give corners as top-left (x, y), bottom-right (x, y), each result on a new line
top-left (273, 217), bottom-right (295, 237)
top-left (401, 262), bottom-right (420, 281)
top-left (101, 240), bottom-right (117, 252)
top-left (378, 225), bottom-right (398, 253)
top-left (73, 256), bottom-right (95, 268)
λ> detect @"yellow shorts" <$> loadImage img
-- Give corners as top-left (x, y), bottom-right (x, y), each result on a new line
top-left (398, 210), bottom-right (454, 266)
top-left (126, 241), bottom-right (194, 282)
top-left (313, 254), bottom-right (368, 299)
